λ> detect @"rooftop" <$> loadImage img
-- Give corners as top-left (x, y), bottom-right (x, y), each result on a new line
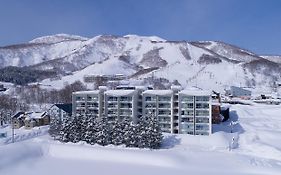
top-left (73, 90), bottom-right (100, 95)
top-left (142, 90), bottom-right (173, 96)
top-left (53, 103), bottom-right (72, 114)
top-left (105, 90), bottom-right (137, 96)
top-left (179, 90), bottom-right (211, 96)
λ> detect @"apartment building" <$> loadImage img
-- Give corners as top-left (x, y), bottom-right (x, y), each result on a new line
top-left (72, 86), bottom-right (212, 135)
top-left (178, 90), bottom-right (212, 135)
top-left (72, 87), bottom-right (107, 118)
top-left (142, 90), bottom-right (174, 133)
top-left (104, 89), bottom-right (140, 123)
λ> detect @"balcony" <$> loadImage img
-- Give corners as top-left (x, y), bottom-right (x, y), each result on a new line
top-left (195, 110), bottom-right (209, 117)
top-left (76, 106), bottom-right (86, 109)
top-left (195, 124), bottom-right (209, 131)
top-left (159, 119), bottom-right (171, 124)
top-left (180, 96), bottom-right (193, 102)
top-left (87, 97), bottom-right (99, 102)
top-left (120, 103), bottom-right (132, 109)
top-left (195, 131), bottom-right (209, 136)
top-left (195, 96), bottom-right (209, 102)
top-left (158, 104), bottom-right (171, 109)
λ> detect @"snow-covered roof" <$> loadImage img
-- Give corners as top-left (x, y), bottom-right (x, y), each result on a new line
top-left (134, 86), bottom-right (146, 90)
top-left (179, 90), bottom-right (211, 96)
top-left (105, 90), bottom-right (137, 97)
top-left (221, 104), bottom-right (231, 110)
top-left (24, 112), bottom-right (46, 121)
top-left (142, 90), bottom-right (173, 96)
top-left (73, 90), bottom-right (100, 95)
top-left (171, 85), bottom-right (183, 91)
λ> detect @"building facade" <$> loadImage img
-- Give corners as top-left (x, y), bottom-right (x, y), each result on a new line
top-left (47, 104), bottom-right (72, 121)
top-left (178, 90), bottom-right (212, 135)
top-left (142, 90), bottom-right (174, 133)
top-left (72, 87), bottom-right (212, 135)
top-left (226, 86), bottom-right (251, 98)
top-left (72, 88), bottom-right (106, 118)
top-left (104, 90), bottom-right (139, 123)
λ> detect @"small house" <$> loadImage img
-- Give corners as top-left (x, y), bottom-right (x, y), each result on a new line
top-left (47, 103), bottom-right (72, 122)
top-left (225, 86), bottom-right (251, 98)
top-left (24, 112), bottom-right (49, 129)
top-left (12, 112), bottom-right (25, 129)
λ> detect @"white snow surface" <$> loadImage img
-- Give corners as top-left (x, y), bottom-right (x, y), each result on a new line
top-left (29, 34), bottom-right (88, 44)
top-left (105, 90), bottom-right (137, 96)
top-left (1, 103), bottom-right (281, 175)
top-left (142, 90), bottom-right (174, 96)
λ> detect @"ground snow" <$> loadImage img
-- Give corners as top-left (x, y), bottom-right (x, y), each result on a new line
top-left (1, 103), bottom-right (281, 175)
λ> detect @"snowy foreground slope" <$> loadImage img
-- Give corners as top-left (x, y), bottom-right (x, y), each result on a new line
top-left (1, 103), bottom-right (281, 175)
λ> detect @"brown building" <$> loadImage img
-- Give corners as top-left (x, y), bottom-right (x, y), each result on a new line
top-left (212, 104), bottom-right (222, 124)
top-left (12, 112), bottom-right (50, 129)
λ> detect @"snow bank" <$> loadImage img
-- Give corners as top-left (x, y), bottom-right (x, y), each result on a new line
top-left (0, 126), bottom-right (49, 145)
top-left (0, 142), bottom-right (43, 170)
top-left (162, 132), bottom-right (238, 151)
top-left (48, 143), bottom-right (183, 168)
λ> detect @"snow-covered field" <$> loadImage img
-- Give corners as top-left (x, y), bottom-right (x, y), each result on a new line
top-left (1, 103), bottom-right (281, 175)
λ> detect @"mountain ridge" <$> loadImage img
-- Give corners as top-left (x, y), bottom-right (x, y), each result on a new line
top-left (0, 34), bottom-right (280, 92)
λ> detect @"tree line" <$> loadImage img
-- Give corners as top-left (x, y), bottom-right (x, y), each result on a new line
top-left (0, 66), bottom-right (56, 85)
top-left (49, 112), bottom-right (163, 149)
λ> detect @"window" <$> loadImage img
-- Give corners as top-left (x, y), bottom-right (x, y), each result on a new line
top-left (87, 96), bottom-right (98, 101)
top-left (196, 103), bottom-right (209, 109)
top-left (120, 109), bottom-right (132, 115)
top-left (145, 96), bottom-right (156, 101)
top-left (181, 123), bottom-right (194, 130)
top-left (108, 103), bottom-right (117, 108)
top-left (158, 96), bottom-right (171, 101)
top-left (120, 96), bottom-right (132, 101)
top-left (77, 103), bottom-right (85, 107)
top-left (196, 117), bottom-right (209, 123)
top-left (76, 96), bottom-right (84, 101)
top-left (181, 96), bottom-right (193, 102)
top-left (87, 102), bottom-right (98, 108)
top-left (120, 103), bottom-right (132, 108)
top-left (181, 103), bottom-right (193, 109)
top-left (195, 110), bottom-right (209, 116)
top-left (181, 117), bottom-right (193, 122)
top-left (195, 96), bottom-right (209, 102)
top-left (145, 103), bottom-right (156, 108)
top-left (158, 103), bottom-right (170, 108)
top-left (158, 110), bottom-right (171, 115)
top-left (108, 97), bottom-right (118, 101)
top-left (195, 124), bottom-right (209, 131)
top-left (181, 110), bottom-right (193, 116)
top-left (108, 109), bottom-right (117, 115)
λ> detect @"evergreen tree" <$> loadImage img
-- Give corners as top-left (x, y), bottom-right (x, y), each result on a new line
top-left (146, 111), bottom-right (163, 149)
top-left (69, 115), bottom-right (84, 143)
top-left (123, 117), bottom-right (138, 147)
top-left (59, 116), bottom-right (73, 143)
top-left (95, 117), bottom-right (110, 146)
top-left (136, 115), bottom-right (149, 148)
top-left (48, 115), bottom-right (62, 140)
top-left (84, 116), bottom-right (98, 145)
top-left (110, 118), bottom-right (124, 145)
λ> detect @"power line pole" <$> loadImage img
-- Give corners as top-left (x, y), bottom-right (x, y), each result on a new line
top-left (11, 117), bottom-right (14, 143)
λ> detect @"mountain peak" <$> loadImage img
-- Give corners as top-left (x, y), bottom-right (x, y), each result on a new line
top-left (123, 34), bottom-right (166, 42)
top-left (29, 34), bottom-right (89, 44)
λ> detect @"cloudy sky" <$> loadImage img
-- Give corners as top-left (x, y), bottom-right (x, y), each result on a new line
top-left (0, 0), bottom-right (280, 55)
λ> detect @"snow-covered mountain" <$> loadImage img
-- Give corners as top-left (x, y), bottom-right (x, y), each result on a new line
top-left (0, 34), bottom-right (280, 91)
